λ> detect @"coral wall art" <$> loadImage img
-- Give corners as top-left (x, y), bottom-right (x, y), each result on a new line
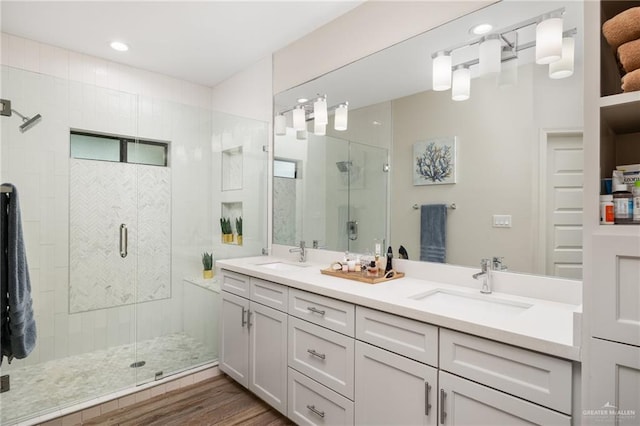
top-left (413, 137), bottom-right (457, 185)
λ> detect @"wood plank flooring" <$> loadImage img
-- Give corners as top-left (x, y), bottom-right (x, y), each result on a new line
top-left (83, 374), bottom-right (294, 426)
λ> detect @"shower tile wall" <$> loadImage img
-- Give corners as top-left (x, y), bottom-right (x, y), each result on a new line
top-left (0, 33), bottom-right (214, 370)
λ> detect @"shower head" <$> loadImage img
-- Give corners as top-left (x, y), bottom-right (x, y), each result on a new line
top-left (18, 113), bottom-right (42, 133)
top-left (336, 161), bottom-right (352, 172)
top-left (0, 100), bottom-right (42, 133)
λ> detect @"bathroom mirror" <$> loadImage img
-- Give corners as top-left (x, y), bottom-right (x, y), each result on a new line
top-left (273, 0), bottom-right (584, 280)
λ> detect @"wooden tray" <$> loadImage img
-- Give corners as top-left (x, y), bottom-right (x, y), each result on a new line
top-left (320, 268), bottom-right (404, 284)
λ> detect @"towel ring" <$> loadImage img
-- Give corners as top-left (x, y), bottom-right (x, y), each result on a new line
top-left (412, 203), bottom-right (456, 210)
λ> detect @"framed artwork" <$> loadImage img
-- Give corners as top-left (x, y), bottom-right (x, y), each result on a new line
top-left (413, 136), bottom-right (456, 185)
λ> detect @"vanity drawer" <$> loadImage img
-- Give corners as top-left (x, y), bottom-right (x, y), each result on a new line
top-left (221, 270), bottom-right (250, 298)
top-left (250, 277), bottom-right (288, 312)
top-left (356, 306), bottom-right (438, 367)
top-left (289, 288), bottom-right (355, 336)
top-left (288, 367), bottom-right (354, 426)
top-left (288, 316), bottom-right (354, 399)
top-left (440, 328), bottom-right (572, 414)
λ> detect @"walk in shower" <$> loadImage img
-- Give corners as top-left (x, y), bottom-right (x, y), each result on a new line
top-left (0, 64), bottom-right (267, 425)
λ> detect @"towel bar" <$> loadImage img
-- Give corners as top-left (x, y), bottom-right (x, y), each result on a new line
top-left (413, 203), bottom-right (456, 210)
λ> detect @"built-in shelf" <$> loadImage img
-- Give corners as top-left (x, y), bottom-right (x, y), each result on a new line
top-left (600, 92), bottom-right (640, 134)
top-left (184, 277), bottom-right (220, 293)
top-left (221, 202), bottom-right (243, 245)
top-left (222, 146), bottom-right (243, 191)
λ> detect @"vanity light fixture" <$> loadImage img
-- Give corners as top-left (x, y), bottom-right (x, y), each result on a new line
top-left (432, 51), bottom-right (452, 91)
top-left (313, 96), bottom-right (328, 125)
top-left (549, 36), bottom-right (575, 79)
top-left (535, 13), bottom-right (563, 64)
top-left (451, 65), bottom-right (471, 101)
top-left (274, 113), bottom-right (287, 135)
top-left (334, 103), bottom-right (348, 131)
top-left (479, 34), bottom-right (501, 76)
top-left (431, 7), bottom-right (577, 100)
top-left (292, 105), bottom-right (306, 131)
top-left (110, 41), bottom-right (129, 52)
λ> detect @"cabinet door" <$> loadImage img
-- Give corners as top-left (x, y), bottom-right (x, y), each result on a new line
top-left (439, 371), bottom-right (570, 426)
top-left (592, 233), bottom-right (640, 346)
top-left (249, 301), bottom-right (288, 415)
top-left (587, 338), bottom-right (640, 426)
top-left (219, 291), bottom-right (250, 387)
top-left (355, 341), bottom-right (437, 426)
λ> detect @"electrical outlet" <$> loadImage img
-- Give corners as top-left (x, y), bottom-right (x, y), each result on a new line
top-left (1, 375), bottom-right (9, 393)
top-left (492, 214), bottom-right (512, 228)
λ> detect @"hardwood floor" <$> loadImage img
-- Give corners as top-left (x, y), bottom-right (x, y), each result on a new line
top-left (83, 374), bottom-right (294, 426)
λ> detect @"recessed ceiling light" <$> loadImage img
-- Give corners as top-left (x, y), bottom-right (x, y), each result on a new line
top-left (470, 23), bottom-right (493, 35)
top-left (110, 41), bottom-right (129, 52)
top-left (297, 98), bottom-right (308, 103)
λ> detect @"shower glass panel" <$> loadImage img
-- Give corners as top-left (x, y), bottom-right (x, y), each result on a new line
top-left (347, 141), bottom-right (388, 254)
top-left (0, 66), bottom-right (221, 425)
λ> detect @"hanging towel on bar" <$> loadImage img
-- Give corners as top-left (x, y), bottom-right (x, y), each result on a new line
top-left (420, 204), bottom-right (447, 263)
top-left (1, 183), bottom-right (36, 365)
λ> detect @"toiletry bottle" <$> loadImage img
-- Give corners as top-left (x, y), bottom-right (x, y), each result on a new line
top-left (375, 255), bottom-right (384, 275)
top-left (633, 181), bottom-right (640, 223)
top-left (600, 194), bottom-right (614, 225)
top-left (613, 184), bottom-right (633, 224)
top-left (367, 260), bottom-right (378, 277)
top-left (355, 255), bottom-right (362, 272)
top-left (385, 246), bottom-right (393, 273)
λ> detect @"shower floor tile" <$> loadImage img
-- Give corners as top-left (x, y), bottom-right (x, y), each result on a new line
top-left (0, 332), bottom-right (215, 426)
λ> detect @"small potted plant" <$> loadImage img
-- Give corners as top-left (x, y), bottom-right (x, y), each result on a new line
top-left (220, 217), bottom-right (233, 243)
top-left (202, 252), bottom-right (213, 279)
top-left (235, 216), bottom-right (243, 246)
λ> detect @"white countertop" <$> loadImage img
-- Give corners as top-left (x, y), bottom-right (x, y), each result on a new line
top-left (216, 255), bottom-right (582, 361)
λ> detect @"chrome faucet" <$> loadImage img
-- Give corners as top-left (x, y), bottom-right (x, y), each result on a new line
top-left (289, 240), bottom-right (306, 262)
top-left (473, 258), bottom-right (492, 294)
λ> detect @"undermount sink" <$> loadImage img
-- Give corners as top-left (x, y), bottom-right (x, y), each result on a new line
top-left (409, 289), bottom-right (533, 319)
top-left (256, 261), bottom-right (308, 271)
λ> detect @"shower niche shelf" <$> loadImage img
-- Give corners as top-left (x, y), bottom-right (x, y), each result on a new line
top-left (221, 202), bottom-right (243, 245)
top-left (221, 146), bottom-right (243, 191)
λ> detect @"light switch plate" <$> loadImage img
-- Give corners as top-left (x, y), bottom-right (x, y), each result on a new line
top-left (492, 214), bottom-right (512, 228)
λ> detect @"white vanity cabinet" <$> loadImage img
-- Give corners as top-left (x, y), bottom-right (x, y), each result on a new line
top-left (355, 306), bottom-right (438, 425)
top-left (287, 289), bottom-right (356, 425)
top-left (438, 371), bottom-right (571, 426)
top-left (219, 272), bottom-right (288, 415)
top-left (439, 329), bottom-right (572, 425)
top-left (219, 269), bottom-right (576, 425)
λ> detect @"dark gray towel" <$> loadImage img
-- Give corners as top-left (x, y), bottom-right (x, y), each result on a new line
top-left (420, 204), bottom-right (447, 263)
top-left (1, 183), bottom-right (36, 365)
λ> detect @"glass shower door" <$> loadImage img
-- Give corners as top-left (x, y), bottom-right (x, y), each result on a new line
top-left (346, 141), bottom-right (388, 254)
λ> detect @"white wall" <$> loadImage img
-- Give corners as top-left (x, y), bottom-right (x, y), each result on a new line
top-left (0, 33), bottom-right (215, 369)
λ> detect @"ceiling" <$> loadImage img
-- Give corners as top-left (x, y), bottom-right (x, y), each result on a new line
top-left (1, 1), bottom-right (363, 88)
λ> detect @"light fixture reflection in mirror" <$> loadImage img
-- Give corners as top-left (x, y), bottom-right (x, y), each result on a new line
top-left (334, 103), bottom-right (348, 131)
top-left (451, 65), bottom-right (470, 101)
top-left (549, 36), bottom-right (575, 79)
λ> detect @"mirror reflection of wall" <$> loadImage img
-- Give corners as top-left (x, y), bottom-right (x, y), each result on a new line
top-left (273, 0), bottom-right (584, 280)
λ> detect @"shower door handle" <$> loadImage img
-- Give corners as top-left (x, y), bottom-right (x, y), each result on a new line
top-left (120, 224), bottom-right (128, 258)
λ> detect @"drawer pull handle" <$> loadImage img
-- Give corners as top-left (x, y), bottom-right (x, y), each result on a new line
top-left (247, 310), bottom-right (253, 329)
top-left (306, 404), bottom-right (325, 418)
top-left (307, 349), bottom-right (326, 360)
top-left (440, 389), bottom-right (446, 424)
top-left (425, 382), bottom-right (432, 416)
top-left (307, 306), bottom-right (326, 315)
top-left (241, 307), bottom-right (247, 327)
